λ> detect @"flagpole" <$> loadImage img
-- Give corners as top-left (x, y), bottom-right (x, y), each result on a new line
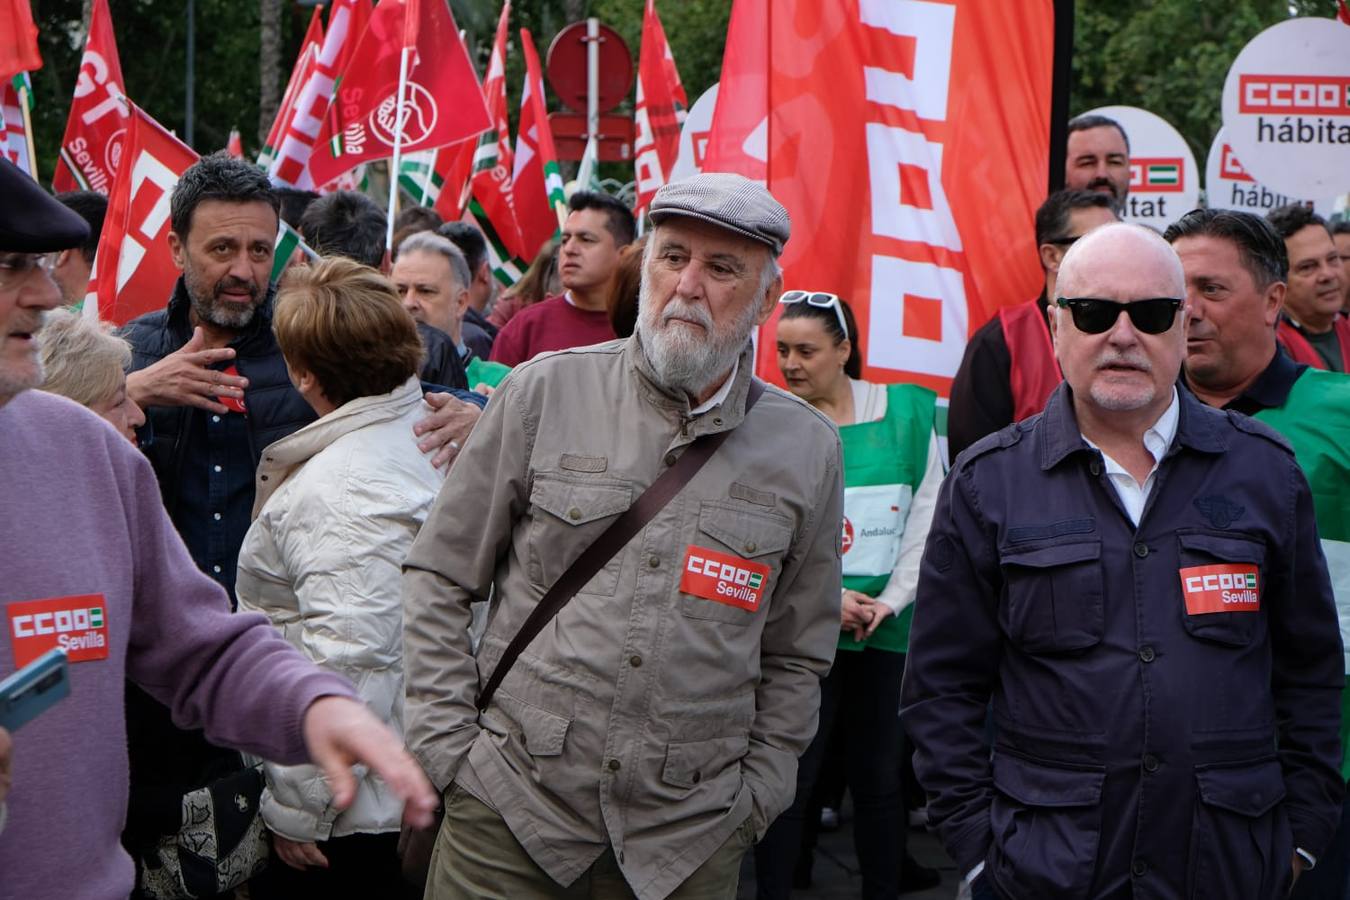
top-left (17, 79), bottom-right (37, 182)
top-left (386, 44), bottom-right (413, 253)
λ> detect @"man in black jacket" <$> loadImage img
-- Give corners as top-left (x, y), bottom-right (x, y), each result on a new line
top-left (118, 155), bottom-right (480, 894)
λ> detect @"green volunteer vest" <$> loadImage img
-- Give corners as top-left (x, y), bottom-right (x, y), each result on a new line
top-left (1254, 368), bottom-right (1350, 777)
top-left (465, 357), bottom-right (512, 391)
top-left (836, 383), bottom-right (937, 655)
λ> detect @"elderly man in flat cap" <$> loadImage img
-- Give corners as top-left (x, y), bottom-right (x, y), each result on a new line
top-left (0, 158), bottom-right (437, 899)
top-left (404, 173), bottom-right (845, 899)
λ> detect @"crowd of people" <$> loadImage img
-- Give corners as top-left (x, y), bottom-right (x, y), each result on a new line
top-left (0, 104), bottom-right (1347, 900)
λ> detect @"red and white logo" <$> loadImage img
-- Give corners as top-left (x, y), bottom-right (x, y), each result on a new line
top-left (8, 594), bottom-right (110, 666)
top-left (841, 518), bottom-right (855, 555)
top-left (1179, 564), bottom-right (1260, 615)
top-left (1238, 75), bottom-right (1350, 116)
top-left (679, 546), bottom-right (771, 613)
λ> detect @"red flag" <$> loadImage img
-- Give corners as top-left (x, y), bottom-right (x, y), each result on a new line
top-left (0, 0), bottom-right (42, 82)
top-left (258, 6), bottom-right (323, 170)
top-left (90, 104), bottom-right (200, 325)
top-left (512, 28), bottom-right (566, 259)
top-left (53, 0), bottom-right (127, 194)
top-left (308, 0), bottom-right (490, 188)
top-left (430, 138), bottom-right (476, 220)
top-left (706, 0), bottom-right (1056, 397)
top-left (1339, 0), bottom-right (1350, 25)
top-left (226, 129), bottom-right (243, 157)
top-left (266, 0), bottom-right (371, 189)
top-left (468, 1), bottom-right (526, 270)
top-left (633, 0), bottom-right (688, 212)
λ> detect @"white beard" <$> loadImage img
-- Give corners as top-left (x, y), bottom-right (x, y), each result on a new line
top-left (636, 283), bottom-right (760, 398)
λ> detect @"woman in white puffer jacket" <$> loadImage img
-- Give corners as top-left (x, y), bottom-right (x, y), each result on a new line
top-left (236, 258), bottom-right (444, 897)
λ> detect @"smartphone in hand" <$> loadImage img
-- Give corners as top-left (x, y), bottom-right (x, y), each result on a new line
top-left (0, 649), bottom-right (70, 732)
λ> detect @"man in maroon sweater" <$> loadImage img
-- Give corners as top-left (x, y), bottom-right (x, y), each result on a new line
top-left (489, 191), bottom-right (635, 366)
top-left (0, 158), bottom-right (436, 898)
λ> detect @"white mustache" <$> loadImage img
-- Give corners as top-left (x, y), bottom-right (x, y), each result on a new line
top-left (1096, 352), bottom-right (1151, 372)
top-left (660, 299), bottom-right (712, 330)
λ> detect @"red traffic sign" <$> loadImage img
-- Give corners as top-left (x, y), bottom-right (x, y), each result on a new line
top-left (549, 113), bottom-right (635, 162)
top-left (546, 21), bottom-right (633, 115)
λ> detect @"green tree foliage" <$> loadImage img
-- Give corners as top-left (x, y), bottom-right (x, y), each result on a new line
top-left (1070, 0), bottom-right (1328, 164)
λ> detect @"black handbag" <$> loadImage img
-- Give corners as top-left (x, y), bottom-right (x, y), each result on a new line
top-left (135, 763), bottom-right (270, 899)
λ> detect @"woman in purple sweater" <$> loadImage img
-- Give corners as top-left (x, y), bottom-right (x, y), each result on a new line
top-left (0, 156), bottom-right (436, 900)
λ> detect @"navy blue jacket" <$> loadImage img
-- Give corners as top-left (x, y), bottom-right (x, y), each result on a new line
top-left (902, 383), bottom-right (1343, 900)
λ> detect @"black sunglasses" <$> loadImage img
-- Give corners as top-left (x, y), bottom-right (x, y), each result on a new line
top-left (1055, 297), bottom-right (1183, 335)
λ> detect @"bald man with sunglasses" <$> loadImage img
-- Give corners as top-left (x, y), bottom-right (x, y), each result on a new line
top-left (901, 222), bottom-right (1342, 900)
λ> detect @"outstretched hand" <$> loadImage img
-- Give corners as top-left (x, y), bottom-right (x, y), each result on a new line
top-left (301, 696), bottom-right (437, 829)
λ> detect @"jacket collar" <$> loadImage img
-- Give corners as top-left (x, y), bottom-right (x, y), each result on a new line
top-left (626, 333), bottom-right (757, 441)
top-left (250, 376), bottom-right (425, 516)
top-left (166, 276), bottom-right (277, 351)
top-left (1038, 379), bottom-right (1228, 471)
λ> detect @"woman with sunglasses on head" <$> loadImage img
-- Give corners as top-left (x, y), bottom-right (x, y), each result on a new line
top-left (755, 291), bottom-right (944, 899)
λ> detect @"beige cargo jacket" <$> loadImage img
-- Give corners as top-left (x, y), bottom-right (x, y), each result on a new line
top-left (403, 337), bottom-right (843, 900)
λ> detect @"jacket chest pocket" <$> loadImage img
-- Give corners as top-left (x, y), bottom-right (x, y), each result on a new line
top-left (678, 502), bottom-right (794, 626)
top-left (998, 540), bottom-right (1104, 654)
top-left (1176, 532), bottom-right (1267, 648)
top-left (527, 473), bottom-right (633, 597)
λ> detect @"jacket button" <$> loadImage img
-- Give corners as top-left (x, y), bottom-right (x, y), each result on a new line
top-left (607, 759), bottom-right (621, 772)
top-left (1133, 542), bottom-right (1149, 558)
top-left (1089, 459), bottom-right (1102, 476)
top-left (713, 417), bottom-right (723, 426)
top-left (744, 542), bottom-right (757, 554)
top-left (648, 556), bottom-right (661, 568)
top-left (1132, 860), bottom-right (1148, 877)
top-left (691, 771), bottom-right (701, 784)
top-left (568, 507), bottom-right (582, 521)
top-left (1142, 754), bottom-right (1159, 773)
top-left (629, 655), bottom-right (642, 668)
top-left (260, 475), bottom-right (268, 482)
top-left (1139, 645), bottom-right (1156, 663)
top-left (664, 452), bottom-right (678, 466)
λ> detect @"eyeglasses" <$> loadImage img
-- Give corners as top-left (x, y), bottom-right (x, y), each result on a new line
top-left (779, 290), bottom-right (848, 338)
top-left (0, 252), bottom-right (59, 289)
top-left (1055, 297), bottom-right (1183, 335)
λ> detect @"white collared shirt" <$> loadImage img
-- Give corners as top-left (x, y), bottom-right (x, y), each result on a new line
top-left (1082, 388), bottom-right (1180, 527)
top-left (689, 358), bottom-right (739, 416)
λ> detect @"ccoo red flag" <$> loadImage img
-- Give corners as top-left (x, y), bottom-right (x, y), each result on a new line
top-left (53, 0), bottom-right (128, 194)
top-left (0, 0), bottom-right (42, 82)
top-left (308, 0), bottom-right (489, 188)
top-left (266, 0), bottom-right (371, 189)
top-left (633, 0), bottom-right (688, 213)
top-left (90, 104), bottom-right (200, 325)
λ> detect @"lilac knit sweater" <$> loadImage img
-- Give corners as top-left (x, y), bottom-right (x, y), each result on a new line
top-left (0, 391), bottom-right (355, 900)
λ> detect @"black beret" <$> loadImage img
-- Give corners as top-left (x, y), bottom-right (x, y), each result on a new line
top-left (1, 157), bottom-right (91, 252)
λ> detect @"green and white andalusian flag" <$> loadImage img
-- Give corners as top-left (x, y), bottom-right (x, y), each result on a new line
top-left (271, 220), bottom-right (320, 282)
top-left (1255, 368), bottom-right (1350, 776)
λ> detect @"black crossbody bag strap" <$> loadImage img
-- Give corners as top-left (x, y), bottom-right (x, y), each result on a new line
top-left (476, 379), bottom-right (766, 712)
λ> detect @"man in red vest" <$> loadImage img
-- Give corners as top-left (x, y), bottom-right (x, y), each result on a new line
top-left (1267, 204), bottom-right (1348, 373)
top-left (947, 190), bottom-right (1117, 463)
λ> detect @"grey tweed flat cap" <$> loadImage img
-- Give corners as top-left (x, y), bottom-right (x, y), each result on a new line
top-left (648, 173), bottom-right (790, 255)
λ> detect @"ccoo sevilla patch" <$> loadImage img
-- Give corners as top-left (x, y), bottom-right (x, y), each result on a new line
top-left (7, 594), bottom-right (110, 666)
top-left (1179, 564), bottom-right (1260, 615)
top-left (680, 546), bottom-right (770, 612)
